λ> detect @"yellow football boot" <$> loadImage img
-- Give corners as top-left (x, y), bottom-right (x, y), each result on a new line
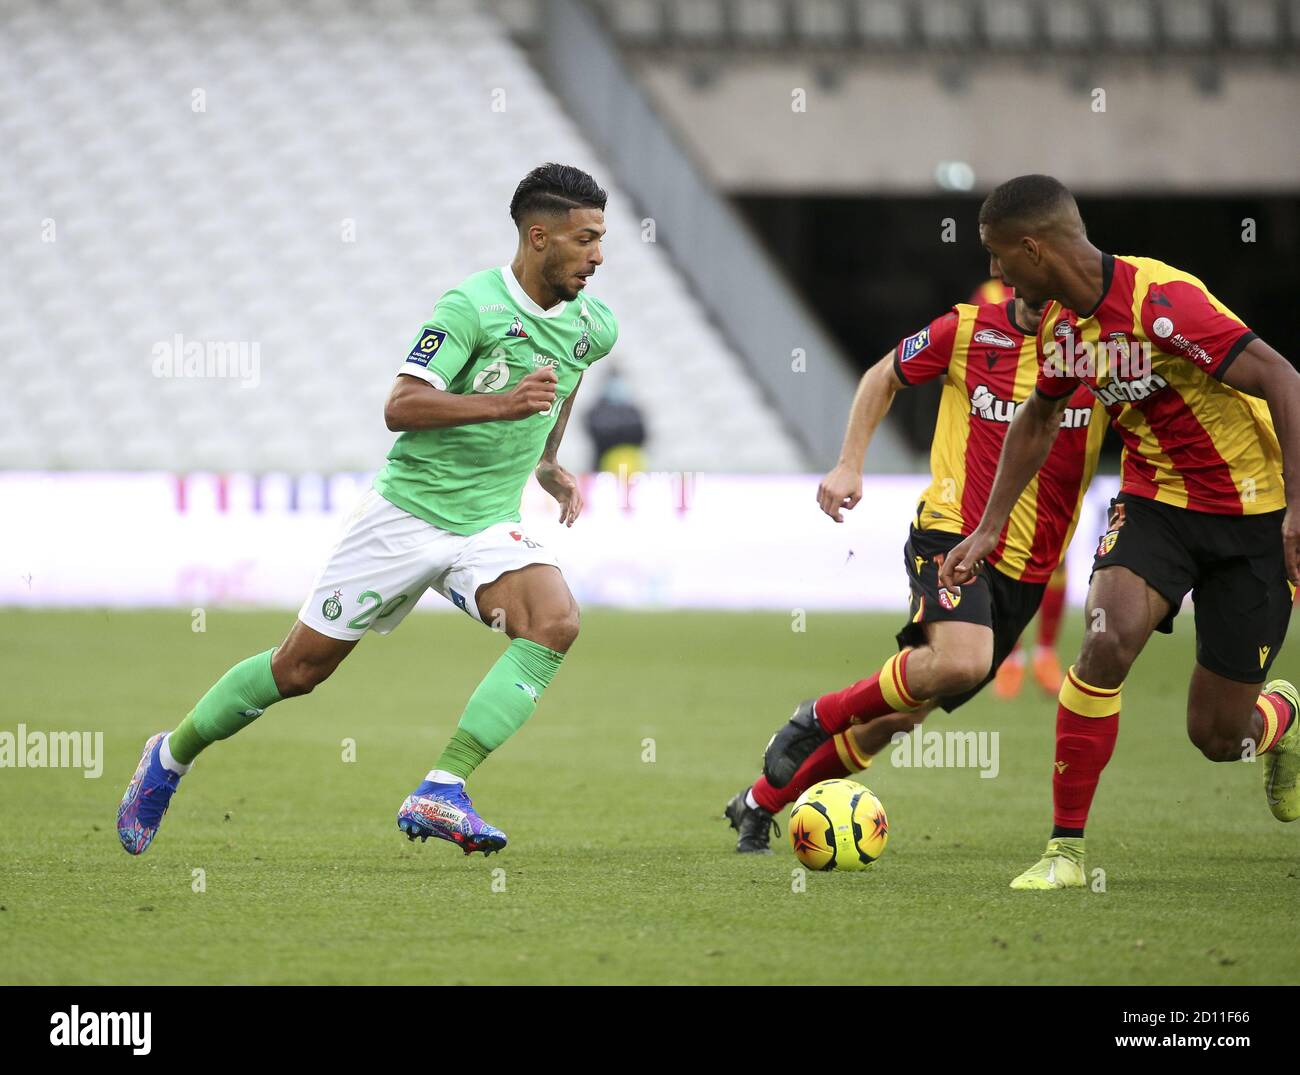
top-left (1009, 837), bottom-right (1086, 890)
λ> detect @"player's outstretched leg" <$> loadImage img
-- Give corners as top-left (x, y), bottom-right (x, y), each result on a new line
top-left (763, 651), bottom-right (929, 787)
top-left (763, 622), bottom-right (989, 788)
top-left (117, 622), bottom-right (353, 855)
top-left (398, 564), bottom-right (578, 856)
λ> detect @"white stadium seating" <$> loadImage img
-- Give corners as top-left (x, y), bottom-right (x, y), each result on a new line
top-left (0, 0), bottom-right (804, 473)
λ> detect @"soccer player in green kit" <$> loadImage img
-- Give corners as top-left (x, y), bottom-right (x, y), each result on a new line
top-left (118, 164), bottom-right (618, 857)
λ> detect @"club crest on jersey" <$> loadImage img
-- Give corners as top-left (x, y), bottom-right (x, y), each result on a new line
top-left (405, 328), bottom-right (447, 368)
top-left (1097, 530), bottom-right (1119, 557)
top-left (973, 328), bottom-right (1016, 349)
top-left (573, 329), bottom-right (590, 359)
top-left (938, 586), bottom-right (961, 611)
top-left (322, 590), bottom-right (343, 621)
top-left (898, 327), bottom-right (930, 362)
top-left (506, 315), bottom-right (528, 338)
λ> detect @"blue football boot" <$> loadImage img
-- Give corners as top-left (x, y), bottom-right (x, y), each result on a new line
top-left (397, 780), bottom-right (507, 856)
top-left (117, 732), bottom-right (184, 855)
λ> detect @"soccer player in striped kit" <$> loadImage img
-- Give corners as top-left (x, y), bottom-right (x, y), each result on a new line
top-left (726, 285), bottom-right (1106, 852)
top-left (943, 175), bottom-right (1300, 888)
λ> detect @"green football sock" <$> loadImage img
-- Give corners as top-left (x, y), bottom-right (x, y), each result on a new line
top-left (435, 729), bottom-right (492, 779)
top-left (434, 638), bottom-right (566, 779)
top-left (168, 648), bottom-right (283, 764)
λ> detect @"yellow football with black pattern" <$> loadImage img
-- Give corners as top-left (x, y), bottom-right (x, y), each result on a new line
top-left (789, 778), bottom-right (889, 872)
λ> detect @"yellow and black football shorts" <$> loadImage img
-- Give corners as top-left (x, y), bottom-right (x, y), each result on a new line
top-left (1092, 492), bottom-right (1292, 683)
top-left (895, 525), bottom-right (1046, 712)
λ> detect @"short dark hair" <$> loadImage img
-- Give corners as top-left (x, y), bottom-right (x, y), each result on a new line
top-left (509, 163), bottom-right (607, 225)
top-left (979, 174), bottom-right (1077, 232)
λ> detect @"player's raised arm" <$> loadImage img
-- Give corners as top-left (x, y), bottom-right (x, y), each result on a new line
top-left (939, 387), bottom-right (1072, 589)
top-left (385, 366), bottom-right (557, 431)
top-left (1218, 338), bottom-right (1300, 582)
top-left (536, 374), bottom-right (584, 526)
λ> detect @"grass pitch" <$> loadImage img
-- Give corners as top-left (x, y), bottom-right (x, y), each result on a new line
top-left (0, 608), bottom-right (1295, 985)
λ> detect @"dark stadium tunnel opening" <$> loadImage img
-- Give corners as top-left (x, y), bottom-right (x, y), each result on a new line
top-left (734, 193), bottom-right (1300, 458)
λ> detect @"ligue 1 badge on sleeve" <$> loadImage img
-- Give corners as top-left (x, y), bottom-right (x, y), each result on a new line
top-left (322, 590), bottom-right (343, 621)
top-left (573, 329), bottom-right (590, 359)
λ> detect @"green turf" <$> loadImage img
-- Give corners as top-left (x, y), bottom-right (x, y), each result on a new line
top-left (0, 608), bottom-right (1295, 984)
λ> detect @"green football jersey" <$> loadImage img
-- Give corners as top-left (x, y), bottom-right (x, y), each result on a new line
top-left (374, 265), bottom-right (618, 535)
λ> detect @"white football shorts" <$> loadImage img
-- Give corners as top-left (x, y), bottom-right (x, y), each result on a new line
top-left (298, 488), bottom-right (560, 641)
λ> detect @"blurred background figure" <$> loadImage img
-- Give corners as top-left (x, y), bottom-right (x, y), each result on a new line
top-left (995, 563), bottom-right (1068, 699)
top-left (955, 278), bottom-right (1068, 698)
top-left (963, 278), bottom-right (1068, 699)
top-left (584, 367), bottom-right (648, 474)
top-left (969, 276), bottom-right (1013, 306)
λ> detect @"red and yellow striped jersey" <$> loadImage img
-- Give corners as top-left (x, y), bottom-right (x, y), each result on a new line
top-left (894, 300), bottom-right (1106, 584)
top-left (1036, 254), bottom-right (1281, 515)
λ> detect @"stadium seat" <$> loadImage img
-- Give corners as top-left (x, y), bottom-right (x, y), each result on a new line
top-left (0, 0), bottom-right (803, 473)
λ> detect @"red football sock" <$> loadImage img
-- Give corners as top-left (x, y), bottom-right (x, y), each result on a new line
top-left (750, 732), bottom-right (868, 813)
top-left (814, 649), bottom-right (924, 734)
top-left (1038, 576), bottom-right (1066, 649)
top-left (1052, 666), bottom-right (1121, 833)
top-left (1257, 690), bottom-right (1295, 753)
